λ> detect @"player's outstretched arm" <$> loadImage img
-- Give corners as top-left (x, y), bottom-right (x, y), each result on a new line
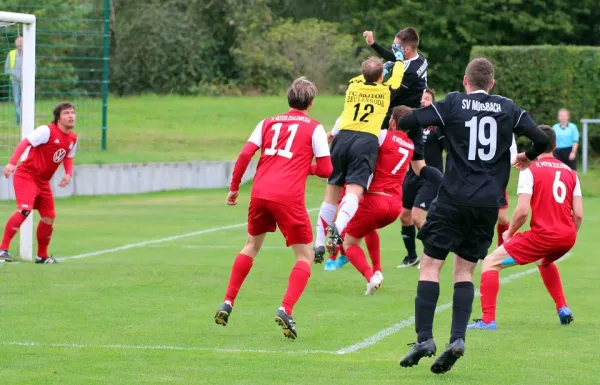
top-left (364, 31), bottom-right (396, 63)
top-left (228, 141), bottom-right (260, 205)
top-left (384, 61), bottom-right (405, 90)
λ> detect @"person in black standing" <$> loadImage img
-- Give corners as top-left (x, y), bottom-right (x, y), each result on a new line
top-left (395, 58), bottom-right (550, 375)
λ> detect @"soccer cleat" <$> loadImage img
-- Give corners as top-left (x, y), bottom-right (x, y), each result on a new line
top-left (364, 273), bottom-right (383, 296)
top-left (467, 319), bottom-right (497, 330)
top-left (397, 255), bottom-right (420, 268)
top-left (558, 306), bottom-right (574, 325)
top-left (325, 223), bottom-right (342, 255)
top-left (274, 307), bottom-right (297, 339)
top-left (336, 255), bottom-right (349, 268)
top-left (214, 301), bottom-right (233, 326)
top-left (430, 338), bottom-right (465, 374)
top-left (35, 256), bottom-right (58, 264)
top-left (0, 249), bottom-right (13, 262)
top-left (399, 338), bottom-right (437, 368)
top-left (324, 259), bottom-right (337, 271)
top-left (314, 245), bottom-right (326, 264)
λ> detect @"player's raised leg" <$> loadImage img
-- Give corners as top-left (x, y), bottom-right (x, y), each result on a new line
top-left (328, 183), bottom-right (363, 252)
top-left (536, 260), bottom-right (573, 324)
top-left (215, 232), bottom-right (265, 327)
top-left (316, 184), bottom-right (342, 262)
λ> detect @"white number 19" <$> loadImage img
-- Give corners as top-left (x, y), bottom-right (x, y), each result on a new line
top-left (466, 116), bottom-right (497, 161)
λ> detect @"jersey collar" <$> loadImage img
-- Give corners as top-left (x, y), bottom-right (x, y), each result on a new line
top-left (470, 90), bottom-right (489, 94)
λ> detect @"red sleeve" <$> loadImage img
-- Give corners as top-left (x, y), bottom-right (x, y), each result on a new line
top-left (310, 156), bottom-right (333, 178)
top-left (63, 157), bottom-right (74, 176)
top-left (230, 142), bottom-right (260, 191)
top-left (9, 139), bottom-right (31, 165)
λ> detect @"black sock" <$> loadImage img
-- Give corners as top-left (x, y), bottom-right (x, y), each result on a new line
top-left (415, 280), bottom-right (440, 343)
top-left (450, 281), bottom-right (475, 343)
top-left (402, 225), bottom-right (417, 258)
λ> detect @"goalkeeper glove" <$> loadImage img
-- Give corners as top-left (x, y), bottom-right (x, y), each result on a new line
top-left (392, 43), bottom-right (405, 61)
top-left (383, 61), bottom-right (395, 77)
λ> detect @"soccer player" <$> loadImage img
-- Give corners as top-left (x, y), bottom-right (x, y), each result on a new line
top-left (468, 126), bottom-right (582, 330)
top-left (395, 58), bottom-right (550, 374)
top-left (398, 88), bottom-right (444, 268)
top-left (0, 102), bottom-right (78, 264)
top-left (496, 137), bottom-right (518, 247)
top-left (214, 77), bottom-right (332, 339)
top-left (364, 28), bottom-right (428, 110)
top-left (314, 56), bottom-right (405, 261)
top-left (339, 105), bottom-right (417, 294)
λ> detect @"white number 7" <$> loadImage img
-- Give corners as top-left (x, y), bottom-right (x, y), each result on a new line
top-left (392, 147), bottom-right (410, 174)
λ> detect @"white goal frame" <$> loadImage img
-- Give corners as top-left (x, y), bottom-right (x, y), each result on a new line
top-left (580, 119), bottom-right (598, 175)
top-left (0, 12), bottom-right (36, 261)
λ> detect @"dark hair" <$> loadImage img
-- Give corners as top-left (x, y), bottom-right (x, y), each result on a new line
top-left (395, 27), bottom-right (419, 49)
top-left (53, 102), bottom-right (75, 123)
top-left (424, 88), bottom-right (436, 102)
top-left (287, 77), bottom-right (317, 110)
top-left (392, 105), bottom-right (413, 131)
top-left (362, 57), bottom-right (384, 83)
top-left (466, 58), bottom-right (495, 91)
top-left (538, 125), bottom-right (557, 153)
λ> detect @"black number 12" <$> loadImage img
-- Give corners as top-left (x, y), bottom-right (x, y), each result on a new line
top-left (353, 103), bottom-right (374, 122)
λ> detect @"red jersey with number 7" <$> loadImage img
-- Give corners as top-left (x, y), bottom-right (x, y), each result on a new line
top-left (17, 123), bottom-right (78, 181)
top-left (368, 130), bottom-right (414, 198)
top-left (516, 156), bottom-right (581, 239)
top-left (248, 110), bottom-right (330, 205)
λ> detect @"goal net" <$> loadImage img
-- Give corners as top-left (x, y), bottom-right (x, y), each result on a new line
top-left (0, 12), bottom-right (36, 261)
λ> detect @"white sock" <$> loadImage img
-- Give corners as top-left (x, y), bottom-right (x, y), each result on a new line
top-left (316, 202), bottom-right (337, 247)
top-left (334, 193), bottom-right (360, 234)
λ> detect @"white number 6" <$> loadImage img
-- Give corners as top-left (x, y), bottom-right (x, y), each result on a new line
top-left (553, 171), bottom-right (566, 203)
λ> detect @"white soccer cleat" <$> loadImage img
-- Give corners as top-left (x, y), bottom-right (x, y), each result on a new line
top-left (364, 274), bottom-right (383, 296)
top-left (374, 270), bottom-right (384, 284)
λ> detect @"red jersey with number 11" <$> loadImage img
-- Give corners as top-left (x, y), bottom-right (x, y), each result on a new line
top-left (517, 156), bottom-right (581, 239)
top-left (248, 110), bottom-right (330, 205)
top-left (368, 130), bottom-right (415, 198)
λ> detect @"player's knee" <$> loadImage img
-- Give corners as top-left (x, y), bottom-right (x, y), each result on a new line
top-left (411, 210), bottom-right (425, 229)
top-left (19, 210), bottom-right (31, 218)
top-left (40, 217), bottom-right (54, 225)
top-left (453, 256), bottom-right (477, 282)
top-left (497, 209), bottom-right (509, 225)
top-left (400, 209), bottom-right (413, 226)
top-left (345, 184), bottom-right (365, 198)
top-left (418, 256), bottom-right (442, 282)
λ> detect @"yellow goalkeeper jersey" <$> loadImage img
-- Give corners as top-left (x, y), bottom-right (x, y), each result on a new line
top-left (339, 61), bottom-right (405, 137)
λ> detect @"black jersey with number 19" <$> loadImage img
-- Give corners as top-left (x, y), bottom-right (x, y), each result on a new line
top-left (412, 91), bottom-right (537, 208)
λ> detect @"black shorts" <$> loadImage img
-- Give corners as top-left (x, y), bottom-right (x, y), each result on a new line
top-left (402, 175), bottom-right (437, 211)
top-left (328, 130), bottom-right (379, 190)
top-left (554, 147), bottom-right (577, 170)
top-left (417, 199), bottom-right (497, 263)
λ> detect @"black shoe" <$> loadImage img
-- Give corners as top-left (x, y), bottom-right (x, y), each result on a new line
top-left (399, 338), bottom-right (437, 367)
top-left (314, 245), bottom-right (326, 264)
top-left (35, 256), bottom-right (58, 264)
top-left (325, 223), bottom-right (342, 254)
top-left (214, 301), bottom-right (233, 326)
top-left (397, 255), bottom-right (419, 268)
top-left (0, 249), bottom-right (13, 262)
top-left (274, 308), bottom-right (297, 339)
top-left (430, 338), bottom-right (465, 375)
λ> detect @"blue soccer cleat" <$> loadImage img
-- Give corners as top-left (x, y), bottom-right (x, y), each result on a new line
top-left (324, 259), bottom-right (337, 271)
top-left (558, 306), bottom-right (574, 325)
top-left (336, 255), bottom-right (349, 268)
top-left (467, 319), bottom-right (497, 330)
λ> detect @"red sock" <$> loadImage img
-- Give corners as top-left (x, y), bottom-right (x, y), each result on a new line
top-left (282, 261), bottom-right (311, 315)
top-left (36, 221), bottom-right (54, 258)
top-left (346, 244), bottom-right (374, 283)
top-left (224, 254), bottom-right (254, 306)
top-left (1, 212), bottom-right (27, 250)
top-left (497, 223), bottom-right (509, 246)
top-left (480, 270), bottom-right (500, 323)
top-left (538, 263), bottom-right (567, 310)
top-left (365, 231), bottom-right (381, 273)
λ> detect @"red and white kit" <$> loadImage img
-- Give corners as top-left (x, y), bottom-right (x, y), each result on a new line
top-left (504, 156), bottom-right (581, 265)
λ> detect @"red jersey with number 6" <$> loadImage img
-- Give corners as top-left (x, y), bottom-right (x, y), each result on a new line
top-left (516, 156), bottom-right (581, 239)
top-left (368, 130), bottom-right (414, 198)
top-left (248, 110), bottom-right (330, 205)
top-left (17, 123), bottom-right (78, 181)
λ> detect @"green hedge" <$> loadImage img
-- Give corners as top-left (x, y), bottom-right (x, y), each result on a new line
top-left (470, 46), bottom-right (600, 153)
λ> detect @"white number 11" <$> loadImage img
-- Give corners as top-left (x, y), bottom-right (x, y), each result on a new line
top-left (265, 123), bottom-right (298, 159)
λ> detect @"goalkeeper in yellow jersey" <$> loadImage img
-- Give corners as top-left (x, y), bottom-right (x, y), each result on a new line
top-left (314, 54), bottom-right (405, 259)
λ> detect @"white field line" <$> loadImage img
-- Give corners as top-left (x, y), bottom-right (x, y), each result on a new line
top-left (0, 341), bottom-right (335, 355)
top-left (335, 253), bottom-right (572, 355)
top-left (58, 208), bottom-right (320, 262)
top-left (2, 254), bottom-right (572, 356)
top-left (146, 244), bottom-right (406, 251)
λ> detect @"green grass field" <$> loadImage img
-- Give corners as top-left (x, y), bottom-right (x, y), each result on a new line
top-left (0, 174), bottom-right (598, 385)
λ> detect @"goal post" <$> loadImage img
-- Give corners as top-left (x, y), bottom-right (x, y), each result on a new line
top-left (580, 119), bottom-right (598, 175)
top-left (0, 11), bottom-right (36, 261)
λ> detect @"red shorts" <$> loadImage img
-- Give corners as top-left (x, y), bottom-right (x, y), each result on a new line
top-left (247, 198), bottom-right (312, 246)
top-left (500, 190), bottom-right (509, 209)
top-left (345, 193), bottom-right (401, 239)
top-left (13, 171), bottom-right (55, 218)
top-left (504, 230), bottom-right (575, 265)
